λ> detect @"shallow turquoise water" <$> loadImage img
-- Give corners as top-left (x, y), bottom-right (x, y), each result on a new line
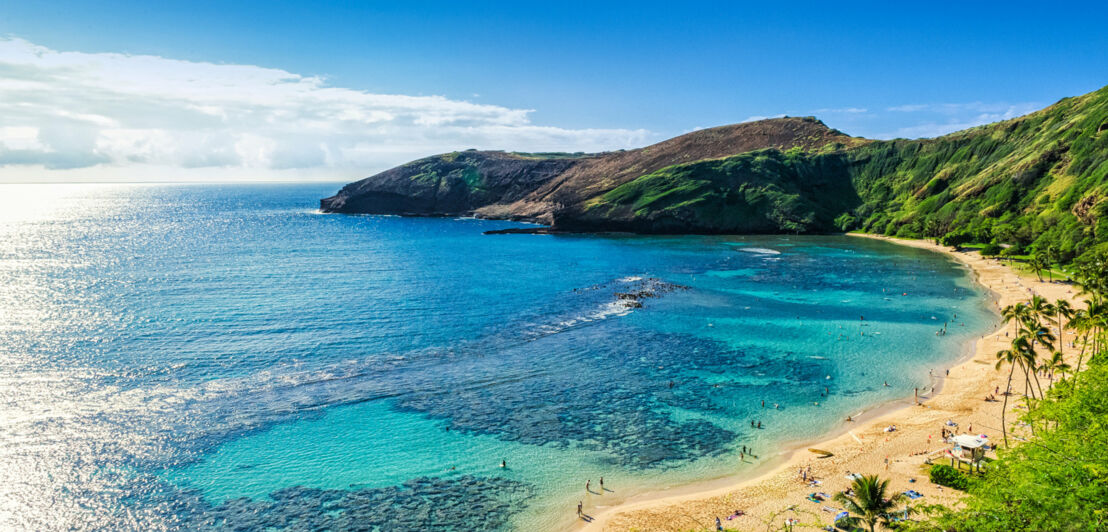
top-left (0, 183), bottom-right (994, 530)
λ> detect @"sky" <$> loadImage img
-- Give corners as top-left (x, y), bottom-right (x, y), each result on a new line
top-left (1, 1), bottom-right (1107, 182)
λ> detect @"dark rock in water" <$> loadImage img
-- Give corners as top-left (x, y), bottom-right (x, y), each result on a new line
top-left (482, 226), bottom-right (558, 235)
top-left (612, 277), bottom-right (690, 310)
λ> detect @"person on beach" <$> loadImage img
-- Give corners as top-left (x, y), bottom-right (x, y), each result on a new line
top-left (577, 501), bottom-right (582, 517)
top-left (757, 421), bottom-right (762, 429)
top-left (585, 480), bottom-right (590, 493)
top-left (716, 516), bottom-right (723, 531)
top-left (599, 477), bottom-right (604, 491)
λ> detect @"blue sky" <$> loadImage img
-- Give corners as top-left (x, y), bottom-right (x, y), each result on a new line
top-left (1, 1), bottom-right (1107, 181)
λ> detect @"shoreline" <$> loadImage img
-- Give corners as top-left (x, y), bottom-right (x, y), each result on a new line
top-left (581, 234), bottom-right (1080, 531)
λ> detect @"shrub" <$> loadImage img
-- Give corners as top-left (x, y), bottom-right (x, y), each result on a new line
top-left (834, 213), bottom-right (857, 231)
top-left (980, 243), bottom-right (1002, 256)
top-left (1001, 243), bottom-right (1025, 257)
top-left (940, 228), bottom-right (975, 248)
top-left (930, 463), bottom-right (970, 490)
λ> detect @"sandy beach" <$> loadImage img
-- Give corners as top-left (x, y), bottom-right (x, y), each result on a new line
top-left (582, 234), bottom-right (1081, 531)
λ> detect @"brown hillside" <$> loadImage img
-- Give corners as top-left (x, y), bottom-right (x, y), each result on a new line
top-left (477, 117), bottom-right (865, 222)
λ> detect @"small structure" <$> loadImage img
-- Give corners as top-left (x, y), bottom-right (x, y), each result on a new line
top-left (948, 434), bottom-right (988, 472)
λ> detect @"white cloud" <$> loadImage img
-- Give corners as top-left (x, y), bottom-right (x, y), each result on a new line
top-left (814, 107), bottom-right (867, 114)
top-left (878, 102), bottom-right (1041, 139)
top-left (741, 114), bottom-right (787, 123)
top-left (0, 37), bottom-right (653, 181)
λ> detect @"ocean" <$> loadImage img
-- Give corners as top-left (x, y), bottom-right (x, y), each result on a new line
top-left (0, 182), bottom-right (994, 530)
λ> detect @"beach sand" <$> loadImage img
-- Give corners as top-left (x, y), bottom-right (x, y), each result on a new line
top-left (581, 234), bottom-right (1081, 531)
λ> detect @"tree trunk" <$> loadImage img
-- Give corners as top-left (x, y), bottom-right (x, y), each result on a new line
top-left (1002, 364), bottom-right (1015, 447)
top-left (1073, 333), bottom-right (1089, 392)
top-left (1057, 317), bottom-right (1064, 358)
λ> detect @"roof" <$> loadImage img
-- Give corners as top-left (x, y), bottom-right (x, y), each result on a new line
top-left (951, 434), bottom-right (988, 449)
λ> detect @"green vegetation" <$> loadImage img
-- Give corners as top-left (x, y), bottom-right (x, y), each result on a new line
top-left (928, 464), bottom-right (970, 491)
top-left (583, 147), bottom-right (861, 233)
top-left (847, 86), bottom-right (1108, 265)
top-left (833, 474), bottom-right (912, 532)
top-left (579, 84), bottom-right (1108, 261)
top-left (907, 263), bottom-right (1108, 531)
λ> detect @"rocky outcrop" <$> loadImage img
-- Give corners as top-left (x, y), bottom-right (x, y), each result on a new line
top-left (320, 151), bottom-right (587, 216)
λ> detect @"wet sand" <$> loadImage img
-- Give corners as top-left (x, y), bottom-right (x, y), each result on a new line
top-left (581, 234), bottom-right (1080, 531)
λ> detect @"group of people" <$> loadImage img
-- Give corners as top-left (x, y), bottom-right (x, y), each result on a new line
top-left (799, 465), bottom-right (813, 481)
top-left (576, 477), bottom-right (607, 520)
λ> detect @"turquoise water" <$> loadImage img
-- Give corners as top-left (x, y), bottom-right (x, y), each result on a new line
top-left (0, 183), bottom-right (994, 530)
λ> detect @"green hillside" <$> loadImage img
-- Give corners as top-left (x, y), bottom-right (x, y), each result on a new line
top-left (575, 84), bottom-right (1108, 262)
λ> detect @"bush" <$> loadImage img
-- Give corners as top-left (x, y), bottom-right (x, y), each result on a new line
top-left (834, 213), bottom-right (857, 232)
top-left (940, 228), bottom-right (976, 248)
top-left (980, 243), bottom-right (1002, 256)
top-left (1000, 243), bottom-right (1025, 257)
top-left (930, 463), bottom-right (970, 491)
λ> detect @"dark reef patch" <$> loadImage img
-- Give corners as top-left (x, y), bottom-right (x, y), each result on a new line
top-left (193, 476), bottom-right (534, 531)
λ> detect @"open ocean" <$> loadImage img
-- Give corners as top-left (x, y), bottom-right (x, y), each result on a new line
top-left (0, 183), bottom-right (994, 531)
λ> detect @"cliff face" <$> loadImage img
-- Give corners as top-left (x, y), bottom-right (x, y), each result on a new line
top-left (322, 84), bottom-right (1108, 262)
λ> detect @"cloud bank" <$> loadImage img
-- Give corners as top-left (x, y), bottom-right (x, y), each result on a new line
top-left (0, 38), bottom-right (652, 181)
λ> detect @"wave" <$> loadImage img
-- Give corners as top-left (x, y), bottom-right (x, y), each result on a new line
top-left (739, 247), bottom-right (781, 255)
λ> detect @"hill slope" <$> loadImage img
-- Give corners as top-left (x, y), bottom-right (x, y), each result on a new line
top-left (323, 84), bottom-right (1108, 261)
top-left (321, 117), bottom-right (862, 222)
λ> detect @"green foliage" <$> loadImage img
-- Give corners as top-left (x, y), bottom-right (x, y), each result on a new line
top-left (940, 228), bottom-right (980, 248)
top-left (979, 243), bottom-right (1002, 256)
top-left (911, 296), bottom-right (1108, 531)
top-left (576, 84), bottom-right (1108, 253)
top-left (834, 213), bottom-right (857, 231)
top-left (586, 148), bottom-right (862, 233)
top-left (846, 86), bottom-right (1108, 260)
top-left (833, 475), bottom-right (911, 532)
top-left (928, 464), bottom-right (970, 491)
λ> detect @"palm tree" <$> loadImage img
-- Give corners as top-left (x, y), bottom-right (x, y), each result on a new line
top-left (1068, 308), bottom-right (1092, 393)
top-left (1025, 296), bottom-right (1051, 330)
top-left (1042, 350), bottom-right (1070, 389)
top-left (1017, 324), bottom-right (1054, 400)
top-left (995, 340), bottom-right (1024, 447)
top-left (1052, 299), bottom-right (1074, 358)
top-left (1001, 303), bottom-right (1029, 338)
top-left (832, 475), bottom-right (907, 532)
top-left (1029, 254), bottom-right (1047, 282)
top-left (1046, 244), bottom-right (1061, 270)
